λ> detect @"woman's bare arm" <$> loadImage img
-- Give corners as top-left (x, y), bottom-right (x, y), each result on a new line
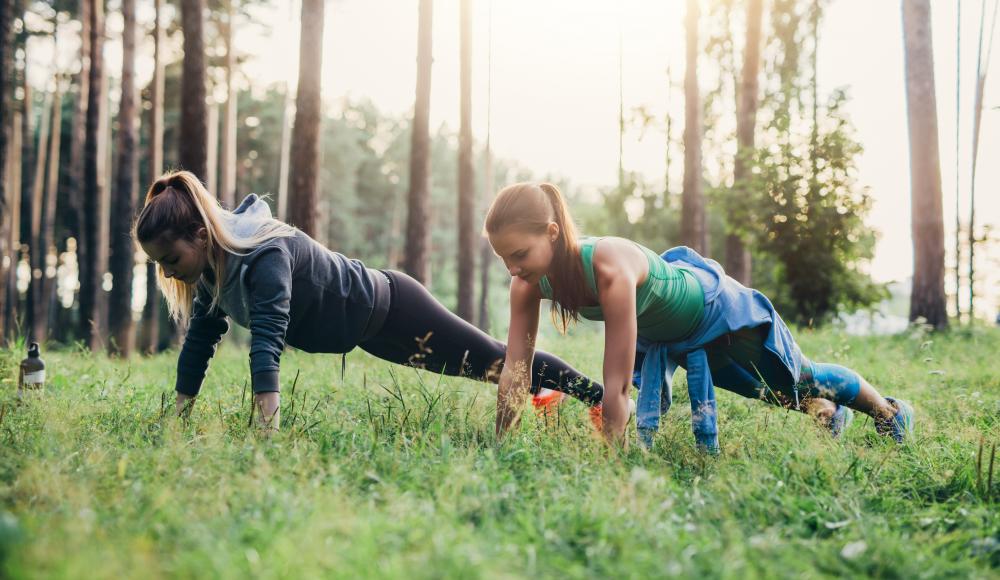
top-left (495, 277), bottom-right (542, 440)
top-left (592, 239), bottom-right (646, 444)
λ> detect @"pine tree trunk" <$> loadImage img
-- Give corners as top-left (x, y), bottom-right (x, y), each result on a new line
top-left (20, 53), bottom-right (33, 270)
top-left (68, 0), bottom-right (90, 344)
top-left (681, 0), bottom-right (707, 254)
top-left (179, 0), bottom-right (208, 181)
top-left (79, 0), bottom-right (106, 349)
top-left (141, 0), bottom-right (164, 354)
top-left (477, 143), bottom-right (494, 333)
top-left (0, 0), bottom-right (12, 334)
top-left (277, 85), bottom-right (292, 221)
top-left (27, 88), bottom-right (52, 342)
top-left (97, 68), bottom-right (112, 339)
top-left (276, 0), bottom-right (297, 221)
top-left (9, 52), bottom-right (30, 339)
top-left (387, 189), bottom-right (401, 268)
top-left (109, 0), bottom-right (138, 358)
top-left (38, 77), bottom-right (62, 342)
top-left (287, 0), bottom-right (324, 236)
top-left (726, 0), bottom-right (763, 285)
top-left (968, 27), bottom-right (990, 318)
top-left (403, 0), bottom-right (433, 285)
top-left (4, 110), bottom-right (21, 340)
top-left (219, 0), bottom-right (237, 209)
top-left (902, 0), bottom-right (948, 329)
top-left (206, 101), bottom-right (218, 196)
top-left (457, 0), bottom-right (475, 321)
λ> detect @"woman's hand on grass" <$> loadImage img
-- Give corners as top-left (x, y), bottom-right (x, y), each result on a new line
top-left (175, 392), bottom-right (196, 419)
top-left (254, 392), bottom-right (281, 436)
top-left (495, 364), bottom-right (529, 441)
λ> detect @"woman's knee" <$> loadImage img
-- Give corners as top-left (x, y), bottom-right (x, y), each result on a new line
top-left (799, 361), bottom-right (861, 405)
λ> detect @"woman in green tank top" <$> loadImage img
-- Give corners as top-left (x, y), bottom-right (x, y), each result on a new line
top-left (484, 182), bottom-right (914, 450)
top-left (538, 237), bottom-right (706, 343)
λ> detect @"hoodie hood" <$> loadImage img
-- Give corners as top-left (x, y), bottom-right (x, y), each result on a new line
top-left (197, 194), bottom-right (283, 293)
top-left (225, 193), bottom-right (275, 238)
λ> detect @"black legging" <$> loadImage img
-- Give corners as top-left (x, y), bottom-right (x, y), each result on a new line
top-left (358, 270), bottom-right (604, 406)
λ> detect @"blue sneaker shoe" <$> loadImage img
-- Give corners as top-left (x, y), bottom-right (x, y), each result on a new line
top-left (829, 404), bottom-right (854, 438)
top-left (876, 397), bottom-right (914, 443)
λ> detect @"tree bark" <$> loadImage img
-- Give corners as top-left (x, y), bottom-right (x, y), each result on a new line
top-left (27, 88), bottom-right (51, 342)
top-left (681, 0), bottom-right (707, 254)
top-left (287, 0), bottom-right (324, 236)
top-left (79, 0), bottom-right (107, 349)
top-left (457, 0), bottom-right (475, 321)
top-left (726, 0), bottom-right (763, 285)
top-left (219, 0), bottom-right (237, 209)
top-left (276, 0), bottom-right (296, 221)
top-left (902, 0), bottom-right (948, 329)
top-left (403, 0), bottom-right (433, 285)
top-left (179, 0), bottom-right (208, 181)
top-left (477, 141), bottom-right (494, 333)
top-left (37, 76), bottom-right (62, 342)
top-left (142, 0), bottom-right (164, 354)
top-left (968, 11), bottom-right (991, 319)
top-left (206, 101), bottom-right (218, 196)
top-left (20, 50), bottom-right (33, 270)
top-left (3, 112), bottom-right (21, 341)
top-left (0, 0), bottom-right (12, 334)
top-left (109, 0), bottom-right (138, 357)
top-left (68, 0), bottom-right (90, 344)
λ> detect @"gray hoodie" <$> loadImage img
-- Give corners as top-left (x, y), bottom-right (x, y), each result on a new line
top-left (175, 194), bottom-right (390, 396)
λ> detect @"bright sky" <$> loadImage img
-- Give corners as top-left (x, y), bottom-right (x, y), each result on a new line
top-left (26, 0), bottom-right (1000, 317)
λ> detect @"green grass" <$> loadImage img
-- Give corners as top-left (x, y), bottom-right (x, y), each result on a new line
top-left (0, 325), bottom-right (997, 578)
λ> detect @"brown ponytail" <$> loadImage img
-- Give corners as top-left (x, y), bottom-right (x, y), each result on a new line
top-left (485, 182), bottom-right (592, 333)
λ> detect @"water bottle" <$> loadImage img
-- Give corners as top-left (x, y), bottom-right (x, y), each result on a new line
top-left (18, 342), bottom-right (45, 395)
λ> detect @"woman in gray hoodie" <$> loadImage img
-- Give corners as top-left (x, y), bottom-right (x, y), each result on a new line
top-left (133, 171), bottom-right (603, 435)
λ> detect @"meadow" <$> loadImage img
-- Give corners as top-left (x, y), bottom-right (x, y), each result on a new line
top-left (0, 325), bottom-right (997, 578)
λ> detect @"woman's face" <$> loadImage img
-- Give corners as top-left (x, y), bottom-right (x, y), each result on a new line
top-left (488, 223), bottom-right (560, 285)
top-left (141, 228), bottom-right (210, 285)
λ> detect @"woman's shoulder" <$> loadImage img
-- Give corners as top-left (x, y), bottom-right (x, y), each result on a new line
top-left (222, 236), bottom-right (296, 281)
top-left (590, 236), bottom-right (648, 264)
top-left (589, 236), bottom-right (649, 288)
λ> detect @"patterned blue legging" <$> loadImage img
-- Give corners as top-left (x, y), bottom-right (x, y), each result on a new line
top-left (635, 325), bottom-right (862, 408)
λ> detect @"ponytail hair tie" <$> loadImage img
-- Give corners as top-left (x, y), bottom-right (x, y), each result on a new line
top-left (149, 179), bottom-right (170, 197)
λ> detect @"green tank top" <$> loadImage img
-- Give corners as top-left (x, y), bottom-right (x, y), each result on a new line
top-left (539, 237), bottom-right (705, 342)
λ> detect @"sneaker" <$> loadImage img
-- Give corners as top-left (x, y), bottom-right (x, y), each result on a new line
top-left (875, 397), bottom-right (914, 443)
top-left (587, 399), bottom-right (635, 432)
top-left (531, 388), bottom-right (565, 415)
top-left (828, 405), bottom-right (854, 438)
top-left (589, 404), bottom-right (603, 431)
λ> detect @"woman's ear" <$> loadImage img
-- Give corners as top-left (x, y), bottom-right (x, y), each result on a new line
top-left (195, 226), bottom-right (209, 247)
top-left (547, 222), bottom-right (560, 243)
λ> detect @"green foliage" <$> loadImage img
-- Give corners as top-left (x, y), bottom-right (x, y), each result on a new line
top-left (699, 0), bottom-right (887, 325)
top-left (753, 88), bottom-right (887, 325)
top-left (594, 172), bottom-right (684, 255)
top-left (0, 327), bottom-right (999, 577)
top-left (603, 0), bottom-right (884, 327)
